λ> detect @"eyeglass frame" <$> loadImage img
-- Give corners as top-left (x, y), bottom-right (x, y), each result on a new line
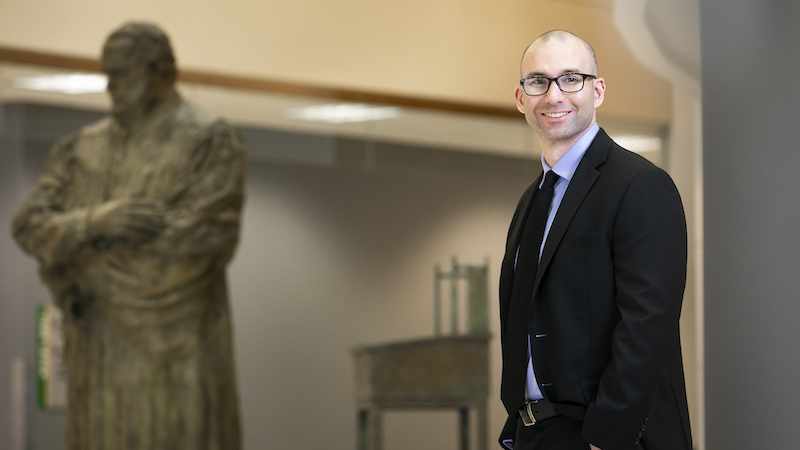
top-left (519, 73), bottom-right (597, 96)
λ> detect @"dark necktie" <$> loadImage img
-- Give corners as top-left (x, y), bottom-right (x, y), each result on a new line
top-left (502, 170), bottom-right (560, 408)
top-left (515, 170), bottom-right (560, 279)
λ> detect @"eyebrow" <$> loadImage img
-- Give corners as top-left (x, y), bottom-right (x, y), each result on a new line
top-left (523, 69), bottom-right (585, 78)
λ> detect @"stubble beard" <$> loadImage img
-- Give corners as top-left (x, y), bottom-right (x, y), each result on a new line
top-left (111, 81), bottom-right (154, 129)
top-left (530, 109), bottom-right (593, 149)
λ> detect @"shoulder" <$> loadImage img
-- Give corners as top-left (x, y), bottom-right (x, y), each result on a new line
top-left (45, 116), bottom-right (111, 162)
top-left (603, 141), bottom-right (675, 187)
top-left (169, 102), bottom-right (246, 165)
top-left (606, 141), bottom-right (660, 172)
top-left (52, 116), bottom-right (117, 156)
top-left (67, 116), bottom-right (112, 143)
top-left (174, 101), bottom-right (243, 141)
top-left (604, 145), bottom-right (684, 219)
top-left (173, 101), bottom-right (231, 130)
top-left (579, 134), bottom-right (682, 213)
top-left (584, 129), bottom-right (665, 181)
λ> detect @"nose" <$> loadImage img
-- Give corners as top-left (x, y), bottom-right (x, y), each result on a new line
top-left (544, 79), bottom-right (565, 103)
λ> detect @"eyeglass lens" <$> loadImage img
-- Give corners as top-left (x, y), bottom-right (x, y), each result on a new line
top-left (522, 74), bottom-right (587, 96)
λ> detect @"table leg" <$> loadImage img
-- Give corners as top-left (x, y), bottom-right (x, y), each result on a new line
top-left (358, 407), bottom-right (382, 450)
top-left (459, 407), bottom-right (470, 450)
top-left (476, 402), bottom-right (488, 450)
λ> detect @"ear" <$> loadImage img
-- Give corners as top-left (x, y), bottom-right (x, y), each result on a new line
top-left (593, 77), bottom-right (606, 108)
top-left (514, 84), bottom-right (526, 114)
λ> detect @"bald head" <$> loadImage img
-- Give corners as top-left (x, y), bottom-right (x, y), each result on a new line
top-left (520, 30), bottom-right (598, 77)
top-left (514, 29), bottom-right (606, 158)
top-left (105, 22), bottom-right (177, 85)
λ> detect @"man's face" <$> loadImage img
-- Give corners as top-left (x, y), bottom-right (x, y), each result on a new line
top-left (514, 37), bottom-right (605, 149)
top-left (101, 37), bottom-right (153, 120)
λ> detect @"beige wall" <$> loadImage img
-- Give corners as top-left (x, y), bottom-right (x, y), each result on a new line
top-left (0, 1), bottom-right (692, 448)
top-left (230, 155), bottom-right (531, 449)
top-left (0, 0), bottom-right (671, 125)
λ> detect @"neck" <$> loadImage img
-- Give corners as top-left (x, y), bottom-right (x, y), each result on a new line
top-left (114, 89), bottom-right (179, 131)
top-left (539, 138), bottom-right (578, 168)
top-left (538, 122), bottom-right (597, 167)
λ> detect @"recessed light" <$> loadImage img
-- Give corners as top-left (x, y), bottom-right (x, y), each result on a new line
top-left (286, 103), bottom-right (400, 124)
top-left (613, 135), bottom-right (662, 153)
top-left (13, 73), bottom-right (108, 95)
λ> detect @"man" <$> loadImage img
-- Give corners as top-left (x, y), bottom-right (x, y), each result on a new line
top-left (13, 23), bottom-right (244, 449)
top-left (497, 30), bottom-right (692, 450)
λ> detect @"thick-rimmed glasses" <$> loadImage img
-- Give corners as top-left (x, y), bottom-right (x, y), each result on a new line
top-left (519, 73), bottom-right (596, 96)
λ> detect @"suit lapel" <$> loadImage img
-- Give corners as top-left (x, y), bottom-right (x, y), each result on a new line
top-left (534, 130), bottom-right (612, 288)
top-left (507, 174), bottom-right (542, 254)
top-left (499, 173), bottom-right (542, 303)
top-left (498, 174), bottom-right (543, 408)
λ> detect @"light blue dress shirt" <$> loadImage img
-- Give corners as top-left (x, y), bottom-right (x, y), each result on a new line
top-left (524, 122), bottom-right (600, 401)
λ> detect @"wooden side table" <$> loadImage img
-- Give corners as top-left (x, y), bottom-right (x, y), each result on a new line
top-left (352, 335), bottom-right (489, 450)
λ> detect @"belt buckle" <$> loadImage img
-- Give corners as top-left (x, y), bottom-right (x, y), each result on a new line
top-left (521, 400), bottom-right (539, 427)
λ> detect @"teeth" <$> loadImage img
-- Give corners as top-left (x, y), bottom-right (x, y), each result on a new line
top-left (544, 112), bottom-right (568, 118)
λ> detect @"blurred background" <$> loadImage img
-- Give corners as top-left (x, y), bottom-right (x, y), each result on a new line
top-left (2, 1), bottom-right (798, 449)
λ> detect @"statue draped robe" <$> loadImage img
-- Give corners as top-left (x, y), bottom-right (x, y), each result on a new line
top-left (13, 98), bottom-right (244, 450)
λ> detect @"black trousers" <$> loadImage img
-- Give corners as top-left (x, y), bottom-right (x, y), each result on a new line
top-left (512, 416), bottom-right (588, 450)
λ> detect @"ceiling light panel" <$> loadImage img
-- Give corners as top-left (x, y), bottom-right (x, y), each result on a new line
top-left (286, 103), bottom-right (400, 124)
top-left (13, 73), bottom-right (108, 95)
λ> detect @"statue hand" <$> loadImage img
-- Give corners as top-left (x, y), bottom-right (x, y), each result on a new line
top-left (88, 197), bottom-right (166, 246)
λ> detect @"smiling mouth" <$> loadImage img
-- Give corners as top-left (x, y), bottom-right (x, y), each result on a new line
top-left (542, 112), bottom-right (569, 118)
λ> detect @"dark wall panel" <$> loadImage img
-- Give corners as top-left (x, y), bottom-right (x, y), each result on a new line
top-left (701, 2), bottom-right (800, 448)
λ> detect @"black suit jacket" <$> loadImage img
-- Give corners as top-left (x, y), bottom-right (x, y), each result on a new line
top-left (498, 129), bottom-right (692, 450)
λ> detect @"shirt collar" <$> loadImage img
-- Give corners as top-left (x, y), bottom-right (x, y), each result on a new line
top-left (541, 122), bottom-right (599, 183)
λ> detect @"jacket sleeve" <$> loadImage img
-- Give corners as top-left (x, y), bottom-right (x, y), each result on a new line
top-left (581, 167), bottom-right (687, 450)
top-left (12, 133), bottom-right (93, 268)
top-left (11, 133), bottom-right (95, 309)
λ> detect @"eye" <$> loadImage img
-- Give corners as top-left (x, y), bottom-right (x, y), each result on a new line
top-left (527, 77), bottom-right (549, 86)
top-left (560, 74), bottom-right (581, 85)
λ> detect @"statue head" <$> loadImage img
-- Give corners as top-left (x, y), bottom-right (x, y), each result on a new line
top-left (101, 22), bottom-right (178, 127)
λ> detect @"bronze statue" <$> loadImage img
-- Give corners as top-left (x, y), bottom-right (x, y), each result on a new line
top-left (12, 22), bottom-right (244, 449)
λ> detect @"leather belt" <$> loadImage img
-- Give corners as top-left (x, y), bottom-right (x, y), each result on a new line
top-left (519, 398), bottom-right (561, 426)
